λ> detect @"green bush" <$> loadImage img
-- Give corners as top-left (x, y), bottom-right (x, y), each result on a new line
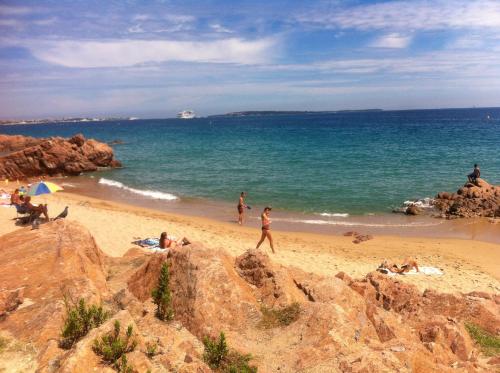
top-left (465, 322), bottom-right (500, 356)
top-left (258, 303), bottom-right (300, 329)
top-left (93, 320), bottom-right (137, 372)
top-left (60, 298), bottom-right (110, 349)
top-left (151, 263), bottom-right (174, 321)
top-left (203, 332), bottom-right (257, 372)
top-left (145, 341), bottom-right (158, 358)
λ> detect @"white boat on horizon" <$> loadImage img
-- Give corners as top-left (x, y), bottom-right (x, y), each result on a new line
top-left (177, 110), bottom-right (196, 119)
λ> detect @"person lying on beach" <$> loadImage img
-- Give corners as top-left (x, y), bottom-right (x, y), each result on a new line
top-left (23, 196), bottom-right (50, 221)
top-left (378, 258), bottom-right (419, 274)
top-left (467, 164), bottom-right (480, 184)
top-left (256, 207), bottom-right (275, 253)
top-left (237, 192), bottom-right (248, 225)
top-left (159, 231), bottom-right (191, 249)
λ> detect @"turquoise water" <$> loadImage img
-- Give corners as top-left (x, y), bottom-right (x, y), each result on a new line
top-left (2, 108), bottom-right (499, 215)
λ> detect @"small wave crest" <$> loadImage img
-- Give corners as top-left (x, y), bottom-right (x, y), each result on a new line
top-left (271, 217), bottom-right (443, 228)
top-left (403, 197), bottom-right (434, 209)
top-left (98, 178), bottom-right (178, 201)
top-left (318, 212), bottom-right (349, 218)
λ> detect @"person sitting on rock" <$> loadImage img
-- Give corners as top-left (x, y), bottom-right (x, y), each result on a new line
top-left (467, 164), bottom-right (480, 184)
top-left (23, 196), bottom-right (49, 221)
top-left (159, 232), bottom-right (190, 249)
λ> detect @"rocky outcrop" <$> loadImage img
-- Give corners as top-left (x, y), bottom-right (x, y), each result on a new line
top-left (434, 178), bottom-right (500, 218)
top-left (0, 133), bottom-right (121, 180)
top-left (0, 220), bottom-right (109, 347)
top-left (127, 247), bottom-right (499, 372)
top-left (1, 223), bottom-right (499, 372)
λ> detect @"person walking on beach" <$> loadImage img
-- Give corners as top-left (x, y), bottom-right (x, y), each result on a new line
top-left (237, 192), bottom-right (248, 225)
top-left (256, 206), bottom-right (275, 253)
top-left (467, 164), bottom-right (480, 184)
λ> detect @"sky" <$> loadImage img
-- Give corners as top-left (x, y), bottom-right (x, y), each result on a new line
top-left (1, 0), bottom-right (500, 119)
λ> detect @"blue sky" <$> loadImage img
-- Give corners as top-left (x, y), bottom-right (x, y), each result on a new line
top-left (1, 0), bottom-right (500, 118)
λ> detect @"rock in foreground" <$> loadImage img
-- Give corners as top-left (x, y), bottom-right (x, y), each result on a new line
top-left (1, 222), bottom-right (499, 372)
top-left (0, 133), bottom-right (121, 180)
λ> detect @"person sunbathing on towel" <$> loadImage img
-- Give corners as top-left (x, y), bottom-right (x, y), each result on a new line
top-left (23, 196), bottom-right (49, 221)
top-left (159, 232), bottom-right (191, 249)
top-left (379, 258), bottom-right (419, 274)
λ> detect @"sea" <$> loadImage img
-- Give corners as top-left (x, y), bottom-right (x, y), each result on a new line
top-left (2, 108), bottom-right (499, 240)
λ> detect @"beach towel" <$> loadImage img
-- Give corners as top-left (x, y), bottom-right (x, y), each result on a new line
top-left (133, 238), bottom-right (160, 247)
top-left (377, 266), bottom-right (443, 276)
top-left (403, 266), bottom-right (443, 275)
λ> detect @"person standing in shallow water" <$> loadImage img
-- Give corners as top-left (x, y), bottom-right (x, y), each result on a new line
top-left (237, 192), bottom-right (247, 225)
top-left (467, 164), bottom-right (480, 184)
top-left (256, 206), bottom-right (275, 253)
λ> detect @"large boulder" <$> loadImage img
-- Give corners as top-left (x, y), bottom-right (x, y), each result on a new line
top-left (0, 220), bottom-right (109, 347)
top-left (0, 133), bottom-right (121, 180)
top-left (434, 178), bottom-right (500, 218)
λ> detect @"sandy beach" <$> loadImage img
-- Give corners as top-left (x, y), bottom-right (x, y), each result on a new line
top-left (1, 189), bottom-right (498, 295)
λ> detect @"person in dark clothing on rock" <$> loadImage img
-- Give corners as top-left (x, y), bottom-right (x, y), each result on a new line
top-left (467, 164), bottom-right (480, 184)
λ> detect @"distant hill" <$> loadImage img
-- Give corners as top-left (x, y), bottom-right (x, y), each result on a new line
top-left (208, 109), bottom-right (383, 117)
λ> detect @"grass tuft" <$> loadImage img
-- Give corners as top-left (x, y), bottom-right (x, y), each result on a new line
top-left (465, 322), bottom-right (500, 357)
top-left (258, 303), bottom-right (300, 329)
top-left (203, 332), bottom-right (257, 372)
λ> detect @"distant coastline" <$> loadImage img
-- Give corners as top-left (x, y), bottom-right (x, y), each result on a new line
top-left (208, 109), bottom-right (383, 117)
top-left (0, 116), bottom-right (139, 126)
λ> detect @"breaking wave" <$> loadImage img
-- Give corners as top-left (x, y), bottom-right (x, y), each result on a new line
top-left (98, 178), bottom-right (178, 201)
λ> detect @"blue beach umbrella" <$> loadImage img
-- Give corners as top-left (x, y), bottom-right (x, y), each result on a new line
top-left (27, 181), bottom-right (64, 196)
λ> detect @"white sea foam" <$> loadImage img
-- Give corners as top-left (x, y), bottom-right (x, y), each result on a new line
top-left (318, 212), bottom-right (349, 218)
top-left (403, 197), bottom-right (434, 209)
top-left (270, 217), bottom-right (443, 228)
top-left (61, 183), bottom-right (76, 188)
top-left (98, 178), bottom-right (178, 201)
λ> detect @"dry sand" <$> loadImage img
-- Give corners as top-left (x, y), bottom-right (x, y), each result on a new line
top-left (1, 190), bottom-right (499, 294)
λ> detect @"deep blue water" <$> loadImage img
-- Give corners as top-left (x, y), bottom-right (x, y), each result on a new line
top-left (2, 108), bottom-right (499, 215)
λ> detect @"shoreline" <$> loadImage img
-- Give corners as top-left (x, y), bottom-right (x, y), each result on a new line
top-left (1, 186), bottom-right (498, 295)
top-left (57, 175), bottom-right (500, 244)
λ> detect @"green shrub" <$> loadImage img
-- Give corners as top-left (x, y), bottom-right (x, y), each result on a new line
top-left (465, 322), bottom-right (500, 356)
top-left (258, 303), bottom-right (300, 329)
top-left (151, 263), bottom-right (174, 321)
top-left (145, 341), bottom-right (158, 358)
top-left (203, 332), bottom-right (257, 372)
top-left (93, 320), bottom-right (137, 372)
top-left (60, 297), bottom-right (110, 349)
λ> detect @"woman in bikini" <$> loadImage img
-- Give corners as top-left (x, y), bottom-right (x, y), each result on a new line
top-left (159, 232), bottom-right (191, 249)
top-left (237, 192), bottom-right (247, 225)
top-left (256, 207), bottom-right (275, 253)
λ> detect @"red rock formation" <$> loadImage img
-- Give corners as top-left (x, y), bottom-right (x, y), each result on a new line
top-left (0, 220), bottom-right (109, 347)
top-left (128, 247), bottom-right (499, 372)
top-left (0, 133), bottom-right (121, 180)
top-left (1, 223), bottom-right (498, 372)
top-left (434, 178), bottom-right (500, 218)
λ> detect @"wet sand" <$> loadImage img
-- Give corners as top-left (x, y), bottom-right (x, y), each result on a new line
top-left (1, 188), bottom-right (498, 295)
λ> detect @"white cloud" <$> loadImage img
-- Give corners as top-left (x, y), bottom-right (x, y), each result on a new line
top-left (0, 19), bottom-right (21, 27)
top-left (33, 17), bottom-right (57, 26)
top-left (298, 0), bottom-right (500, 31)
top-left (28, 38), bottom-right (278, 68)
top-left (0, 5), bottom-right (34, 15)
top-left (127, 24), bottom-right (144, 33)
top-left (210, 23), bottom-right (233, 33)
top-left (371, 33), bottom-right (411, 48)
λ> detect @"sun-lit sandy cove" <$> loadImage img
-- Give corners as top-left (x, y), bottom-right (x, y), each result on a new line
top-left (1, 190), bottom-right (499, 295)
